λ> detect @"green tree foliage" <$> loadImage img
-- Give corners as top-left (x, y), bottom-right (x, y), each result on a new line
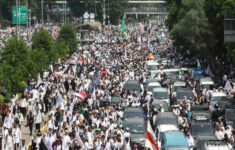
top-left (58, 24), bottom-right (77, 54)
top-left (67, 0), bottom-right (95, 18)
top-left (32, 29), bottom-right (53, 51)
top-left (0, 37), bottom-right (32, 94)
top-left (167, 0), bottom-right (235, 62)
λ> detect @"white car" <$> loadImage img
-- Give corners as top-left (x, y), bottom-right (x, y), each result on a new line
top-left (146, 82), bottom-right (161, 93)
top-left (152, 87), bottom-right (170, 105)
top-left (200, 77), bottom-right (215, 89)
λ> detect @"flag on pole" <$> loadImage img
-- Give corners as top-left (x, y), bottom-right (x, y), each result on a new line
top-left (56, 90), bottom-right (64, 108)
top-left (36, 73), bottom-right (42, 87)
top-left (121, 15), bottom-right (125, 34)
top-left (145, 120), bottom-right (159, 150)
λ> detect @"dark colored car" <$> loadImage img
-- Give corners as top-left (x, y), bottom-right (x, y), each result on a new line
top-left (124, 107), bottom-right (144, 120)
top-left (123, 80), bottom-right (141, 92)
top-left (175, 88), bottom-right (194, 102)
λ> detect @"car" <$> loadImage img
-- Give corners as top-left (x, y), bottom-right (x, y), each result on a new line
top-left (162, 131), bottom-right (190, 150)
top-left (224, 109), bottom-right (235, 128)
top-left (147, 60), bottom-right (160, 71)
top-left (146, 82), bottom-right (161, 93)
top-left (154, 112), bottom-right (178, 130)
top-left (218, 97), bottom-right (235, 110)
top-left (209, 91), bottom-right (227, 102)
top-left (191, 105), bottom-right (211, 121)
top-left (123, 80), bottom-right (142, 93)
top-left (204, 140), bottom-right (230, 150)
top-left (175, 88), bottom-right (194, 103)
top-left (123, 118), bottom-right (146, 148)
top-left (190, 122), bottom-right (214, 139)
top-left (194, 136), bottom-right (217, 150)
top-left (200, 77), bottom-right (215, 89)
top-left (152, 87), bottom-right (170, 105)
top-left (155, 124), bottom-right (179, 149)
top-left (123, 107), bottom-right (144, 120)
top-left (171, 80), bottom-right (187, 93)
top-left (152, 101), bottom-right (169, 112)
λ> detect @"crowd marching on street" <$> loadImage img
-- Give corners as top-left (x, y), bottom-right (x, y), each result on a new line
top-left (0, 17), bottom-right (234, 150)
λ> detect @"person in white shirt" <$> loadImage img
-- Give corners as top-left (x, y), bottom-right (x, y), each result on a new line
top-left (4, 112), bottom-right (13, 129)
top-left (13, 124), bottom-right (21, 149)
top-left (45, 130), bottom-right (56, 150)
top-left (4, 129), bottom-right (14, 150)
top-left (215, 126), bottom-right (225, 140)
top-left (17, 139), bottom-right (26, 150)
top-left (20, 98), bottom-right (28, 118)
top-left (62, 131), bottom-right (71, 150)
top-left (34, 108), bottom-right (42, 130)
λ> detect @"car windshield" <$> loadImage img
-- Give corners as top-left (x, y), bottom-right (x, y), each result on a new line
top-left (191, 124), bottom-right (214, 136)
top-left (167, 146), bottom-right (189, 150)
top-left (153, 92), bottom-right (169, 99)
top-left (124, 112), bottom-right (143, 119)
top-left (153, 103), bottom-right (168, 111)
top-left (213, 96), bottom-right (226, 102)
top-left (124, 83), bottom-right (140, 91)
top-left (127, 124), bottom-right (145, 134)
top-left (176, 91), bottom-right (194, 100)
top-left (148, 86), bottom-right (160, 92)
top-left (148, 65), bottom-right (158, 70)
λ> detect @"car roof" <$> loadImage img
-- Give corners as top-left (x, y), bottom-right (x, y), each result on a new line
top-left (164, 131), bottom-right (189, 146)
top-left (173, 81), bottom-right (186, 86)
top-left (210, 92), bottom-right (227, 97)
top-left (176, 87), bottom-right (192, 92)
top-left (148, 82), bottom-right (161, 87)
top-left (125, 80), bottom-right (140, 84)
top-left (147, 61), bottom-right (159, 65)
top-left (158, 124), bottom-right (179, 132)
top-left (152, 87), bottom-right (168, 92)
top-left (125, 107), bottom-right (143, 112)
top-left (155, 112), bottom-right (177, 125)
top-left (124, 118), bottom-right (145, 124)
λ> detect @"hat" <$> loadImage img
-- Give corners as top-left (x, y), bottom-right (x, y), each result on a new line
top-left (126, 127), bottom-right (129, 131)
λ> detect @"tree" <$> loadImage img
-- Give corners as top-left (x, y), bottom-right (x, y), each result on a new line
top-left (32, 29), bottom-right (53, 51)
top-left (170, 0), bottom-right (214, 59)
top-left (58, 24), bottom-right (77, 54)
top-left (0, 37), bottom-right (32, 94)
top-left (107, 0), bottom-right (128, 25)
top-left (67, 0), bottom-right (95, 18)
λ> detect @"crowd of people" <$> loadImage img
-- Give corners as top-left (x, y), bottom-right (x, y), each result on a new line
top-left (0, 17), bottom-right (234, 150)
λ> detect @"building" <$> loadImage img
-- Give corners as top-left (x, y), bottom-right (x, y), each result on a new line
top-left (124, 0), bottom-right (168, 19)
top-left (44, 0), bottom-right (71, 24)
top-left (224, 10), bottom-right (235, 42)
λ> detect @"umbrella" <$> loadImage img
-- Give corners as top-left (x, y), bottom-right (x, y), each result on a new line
top-left (147, 55), bottom-right (155, 60)
top-left (91, 46), bottom-right (96, 51)
top-left (74, 92), bottom-right (88, 99)
top-left (101, 70), bottom-right (108, 75)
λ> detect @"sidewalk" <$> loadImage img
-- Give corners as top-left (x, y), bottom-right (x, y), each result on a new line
top-left (20, 107), bottom-right (55, 149)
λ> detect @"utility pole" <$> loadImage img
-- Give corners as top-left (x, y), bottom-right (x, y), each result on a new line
top-left (41, 0), bottom-right (44, 26)
top-left (103, 0), bottom-right (106, 26)
top-left (16, 0), bottom-right (18, 37)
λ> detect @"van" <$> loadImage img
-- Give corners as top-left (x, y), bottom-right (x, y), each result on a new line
top-left (162, 131), bottom-right (190, 150)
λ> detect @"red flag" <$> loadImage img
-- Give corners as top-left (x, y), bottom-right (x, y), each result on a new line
top-left (145, 121), bottom-right (159, 150)
top-left (81, 57), bottom-right (84, 63)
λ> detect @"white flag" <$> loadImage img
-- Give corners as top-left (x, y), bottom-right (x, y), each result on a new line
top-left (197, 59), bottom-right (201, 68)
top-left (224, 80), bottom-right (232, 92)
top-left (36, 73), bottom-right (42, 87)
top-left (56, 90), bottom-right (64, 108)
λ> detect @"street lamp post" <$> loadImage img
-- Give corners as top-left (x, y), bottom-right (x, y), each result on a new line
top-left (41, 0), bottom-right (44, 26)
top-left (103, 0), bottom-right (106, 26)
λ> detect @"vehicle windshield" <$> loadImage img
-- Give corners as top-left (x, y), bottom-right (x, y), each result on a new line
top-left (124, 83), bottom-right (140, 91)
top-left (124, 112), bottom-right (143, 119)
top-left (153, 92), bottom-right (169, 99)
top-left (176, 91), bottom-right (194, 100)
top-left (191, 124), bottom-right (214, 136)
top-left (148, 65), bottom-right (158, 70)
top-left (213, 96), bottom-right (226, 102)
top-left (153, 103), bottom-right (168, 111)
top-left (148, 86), bottom-right (160, 92)
top-left (167, 146), bottom-right (189, 150)
top-left (127, 124), bottom-right (145, 134)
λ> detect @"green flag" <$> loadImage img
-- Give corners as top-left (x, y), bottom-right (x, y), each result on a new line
top-left (121, 16), bottom-right (125, 33)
